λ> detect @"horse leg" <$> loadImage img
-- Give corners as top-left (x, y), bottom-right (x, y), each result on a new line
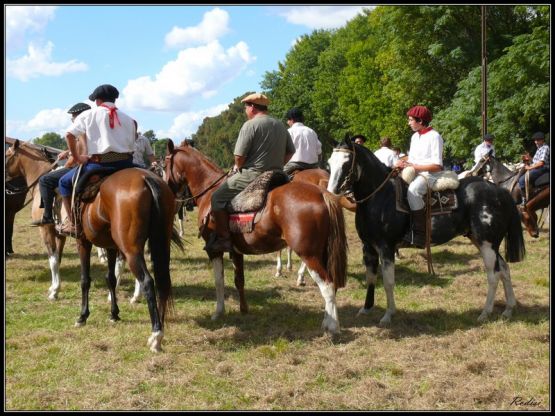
top-left (231, 252), bottom-right (248, 314)
top-left (40, 227), bottom-right (63, 300)
top-left (297, 262), bottom-right (307, 287)
top-left (287, 247), bottom-right (293, 271)
top-left (498, 256), bottom-right (517, 320)
top-left (378, 247), bottom-right (397, 326)
top-left (104, 248), bottom-right (121, 322)
top-left (304, 258), bottom-right (340, 334)
top-left (126, 253), bottom-right (164, 352)
top-left (107, 251), bottom-right (129, 302)
top-left (275, 250), bottom-right (283, 278)
top-left (477, 243), bottom-right (503, 322)
top-left (357, 242), bottom-right (380, 317)
top-left (97, 247), bottom-right (107, 264)
top-left (210, 254), bottom-right (226, 320)
top-left (75, 239), bottom-right (93, 326)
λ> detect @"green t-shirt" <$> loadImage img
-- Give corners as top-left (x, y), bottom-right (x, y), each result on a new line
top-left (234, 114), bottom-right (295, 172)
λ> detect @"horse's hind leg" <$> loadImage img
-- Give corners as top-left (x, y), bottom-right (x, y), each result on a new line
top-left (477, 243), bottom-right (510, 322)
top-left (105, 248), bottom-right (121, 322)
top-left (275, 250), bottom-right (284, 278)
top-left (357, 243), bottom-right (381, 317)
top-left (304, 258), bottom-right (340, 334)
top-left (75, 239), bottom-right (93, 326)
top-left (231, 252), bottom-right (248, 314)
top-left (378, 247), bottom-right (397, 326)
top-left (126, 253), bottom-right (164, 352)
top-left (297, 262), bottom-right (307, 287)
top-left (497, 256), bottom-right (517, 320)
top-left (210, 254), bottom-right (226, 320)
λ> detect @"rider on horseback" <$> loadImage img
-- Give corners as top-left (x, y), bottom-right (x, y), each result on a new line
top-left (205, 93), bottom-right (296, 254)
top-left (519, 131), bottom-right (550, 206)
top-left (282, 107), bottom-right (322, 177)
top-left (395, 105), bottom-right (444, 248)
top-left (57, 84), bottom-right (136, 236)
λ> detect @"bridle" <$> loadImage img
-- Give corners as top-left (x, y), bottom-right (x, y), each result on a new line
top-left (332, 145), bottom-right (398, 204)
top-left (165, 148), bottom-right (229, 205)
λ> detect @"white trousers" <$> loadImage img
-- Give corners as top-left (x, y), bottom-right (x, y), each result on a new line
top-left (407, 174), bottom-right (438, 210)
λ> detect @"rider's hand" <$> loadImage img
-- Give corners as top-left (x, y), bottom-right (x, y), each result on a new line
top-left (57, 150), bottom-right (70, 160)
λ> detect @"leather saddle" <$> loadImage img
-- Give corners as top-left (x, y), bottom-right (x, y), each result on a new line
top-left (394, 176), bottom-right (458, 216)
top-left (74, 167), bottom-right (117, 203)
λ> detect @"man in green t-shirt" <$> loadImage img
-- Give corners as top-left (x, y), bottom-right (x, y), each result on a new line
top-left (205, 93), bottom-right (296, 254)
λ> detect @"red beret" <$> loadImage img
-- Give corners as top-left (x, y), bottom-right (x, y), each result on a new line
top-left (407, 105), bottom-right (432, 122)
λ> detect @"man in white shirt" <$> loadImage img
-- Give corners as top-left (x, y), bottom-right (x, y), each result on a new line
top-left (474, 133), bottom-right (495, 164)
top-left (374, 137), bottom-right (399, 168)
top-left (395, 105), bottom-right (444, 248)
top-left (283, 108), bottom-right (322, 175)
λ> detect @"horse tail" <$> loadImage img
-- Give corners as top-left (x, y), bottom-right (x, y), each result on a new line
top-left (504, 200), bottom-right (526, 263)
top-left (322, 191), bottom-right (348, 289)
top-left (144, 176), bottom-right (174, 324)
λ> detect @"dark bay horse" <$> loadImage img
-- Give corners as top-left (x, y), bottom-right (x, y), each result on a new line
top-left (164, 140), bottom-right (348, 334)
top-left (327, 138), bottom-right (525, 325)
top-left (74, 167), bottom-right (180, 352)
top-left (5, 140), bottom-right (67, 299)
top-left (5, 175), bottom-right (28, 256)
top-left (473, 153), bottom-right (550, 238)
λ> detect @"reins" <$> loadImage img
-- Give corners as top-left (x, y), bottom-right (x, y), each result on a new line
top-left (334, 147), bottom-right (398, 204)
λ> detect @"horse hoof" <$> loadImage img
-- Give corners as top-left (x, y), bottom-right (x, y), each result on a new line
top-left (356, 307), bottom-right (371, 317)
top-left (274, 272), bottom-right (282, 278)
top-left (477, 312), bottom-right (490, 323)
top-left (109, 317), bottom-right (120, 323)
top-left (74, 320), bottom-right (86, 327)
top-left (130, 297), bottom-right (140, 304)
top-left (211, 311), bottom-right (223, 321)
top-left (501, 310), bottom-right (513, 320)
top-left (378, 317), bottom-right (391, 327)
top-left (296, 280), bottom-right (306, 287)
top-left (147, 332), bottom-right (163, 352)
top-left (48, 293), bottom-right (58, 301)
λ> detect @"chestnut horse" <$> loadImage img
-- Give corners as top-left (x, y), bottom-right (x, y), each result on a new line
top-left (276, 168), bottom-right (355, 285)
top-left (5, 140), bottom-right (67, 300)
top-left (73, 167), bottom-right (180, 352)
top-left (164, 140), bottom-right (348, 334)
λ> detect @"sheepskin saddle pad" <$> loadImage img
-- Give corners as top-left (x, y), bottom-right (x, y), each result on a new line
top-left (227, 170), bottom-right (290, 233)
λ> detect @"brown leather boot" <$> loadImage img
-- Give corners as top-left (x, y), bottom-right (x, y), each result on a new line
top-left (204, 210), bottom-right (233, 253)
top-left (56, 196), bottom-right (77, 236)
top-left (402, 208), bottom-right (427, 249)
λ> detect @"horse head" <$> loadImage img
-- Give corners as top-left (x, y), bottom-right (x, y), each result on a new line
top-left (327, 137), bottom-right (356, 195)
top-left (5, 139), bottom-right (24, 181)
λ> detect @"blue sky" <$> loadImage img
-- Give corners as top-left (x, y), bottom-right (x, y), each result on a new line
top-left (5, 5), bottom-right (372, 143)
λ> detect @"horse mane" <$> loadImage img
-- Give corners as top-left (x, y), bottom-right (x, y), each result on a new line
top-left (177, 143), bottom-right (224, 173)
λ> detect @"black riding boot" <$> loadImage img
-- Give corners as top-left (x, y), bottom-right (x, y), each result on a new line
top-left (402, 208), bottom-right (427, 249)
top-left (204, 210), bottom-right (233, 253)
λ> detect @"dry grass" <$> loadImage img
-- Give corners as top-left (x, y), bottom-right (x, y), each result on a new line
top-left (4, 204), bottom-right (550, 410)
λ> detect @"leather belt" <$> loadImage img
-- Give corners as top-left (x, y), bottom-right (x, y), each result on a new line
top-left (90, 152), bottom-right (132, 163)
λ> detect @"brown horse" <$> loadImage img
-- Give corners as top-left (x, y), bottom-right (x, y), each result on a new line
top-left (73, 166), bottom-right (180, 352)
top-left (164, 140), bottom-right (348, 334)
top-left (275, 168), bottom-right (355, 284)
top-left (5, 139), bottom-right (67, 300)
top-left (520, 187), bottom-right (550, 238)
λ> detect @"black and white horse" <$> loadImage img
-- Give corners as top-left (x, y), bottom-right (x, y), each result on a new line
top-left (327, 138), bottom-right (526, 325)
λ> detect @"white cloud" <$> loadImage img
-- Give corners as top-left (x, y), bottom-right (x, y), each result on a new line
top-left (275, 6), bottom-right (371, 29)
top-left (120, 40), bottom-right (254, 112)
top-left (165, 7), bottom-right (230, 49)
top-left (8, 108), bottom-right (72, 139)
top-left (157, 103), bottom-right (229, 140)
top-left (7, 41), bottom-right (88, 82)
top-left (5, 5), bottom-right (57, 51)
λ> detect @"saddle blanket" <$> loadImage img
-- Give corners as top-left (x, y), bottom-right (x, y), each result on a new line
top-left (229, 212), bottom-right (257, 234)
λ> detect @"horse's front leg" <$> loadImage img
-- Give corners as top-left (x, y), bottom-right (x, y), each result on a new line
top-left (210, 254), bottom-right (226, 320)
top-left (75, 238), bottom-right (93, 327)
top-left (357, 242), bottom-right (380, 317)
top-left (297, 262), bottom-right (307, 286)
top-left (378, 246), bottom-right (397, 326)
top-left (41, 226), bottom-right (62, 300)
top-left (231, 252), bottom-right (248, 314)
top-left (105, 248), bottom-right (120, 322)
top-left (275, 250), bottom-right (284, 278)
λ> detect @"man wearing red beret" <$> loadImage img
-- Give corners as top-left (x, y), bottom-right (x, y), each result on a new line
top-left (395, 105), bottom-right (444, 248)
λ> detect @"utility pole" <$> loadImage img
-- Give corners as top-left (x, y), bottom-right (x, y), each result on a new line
top-left (481, 5), bottom-right (487, 137)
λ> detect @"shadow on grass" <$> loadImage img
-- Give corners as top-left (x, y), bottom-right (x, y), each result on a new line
top-left (17, 263), bottom-right (116, 285)
top-left (182, 283), bottom-right (549, 347)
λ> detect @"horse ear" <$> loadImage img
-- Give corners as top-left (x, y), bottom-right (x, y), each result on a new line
top-left (14, 139), bottom-right (20, 149)
top-left (167, 139), bottom-right (175, 154)
top-left (330, 139), bottom-right (339, 148)
top-left (343, 133), bottom-right (352, 146)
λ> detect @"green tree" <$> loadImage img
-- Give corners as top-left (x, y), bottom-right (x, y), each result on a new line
top-left (143, 130), bottom-right (157, 142)
top-left (152, 138), bottom-right (170, 158)
top-left (33, 132), bottom-right (66, 150)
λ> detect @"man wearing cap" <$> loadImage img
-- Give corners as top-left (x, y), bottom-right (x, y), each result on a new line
top-left (395, 105), bottom-right (444, 248)
top-left (352, 135), bottom-right (367, 146)
top-left (474, 133), bottom-right (496, 164)
top-left (374, 136), bottom-right (398, 168)
top-left (31, 103), bottom-right (91, 226)
top-left (518, 131), bottom-right (550, 206)
top-left (57, 84), bottom-right (136, 236)
top-left (205, 92), bottom-right (296, 253)
top-left (131, 120), bottom-right (157, 168)
top-left (283, 107), bottom-right (322, 176)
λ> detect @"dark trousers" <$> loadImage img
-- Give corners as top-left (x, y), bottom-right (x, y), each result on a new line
top-left (38, 167), bottom-right (70, 220)
top-left (518, 167), bottom-right (549, 197)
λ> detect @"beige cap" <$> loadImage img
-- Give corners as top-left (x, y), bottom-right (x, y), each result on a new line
top-left (241, 93), bottom-right (270, 106)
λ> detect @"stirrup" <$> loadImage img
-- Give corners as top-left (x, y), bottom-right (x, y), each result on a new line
top-left (56, 219), bottom-right (77, 237)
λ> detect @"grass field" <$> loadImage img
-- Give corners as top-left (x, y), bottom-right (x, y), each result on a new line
top-left (4, 204), bottom-right (550, 410)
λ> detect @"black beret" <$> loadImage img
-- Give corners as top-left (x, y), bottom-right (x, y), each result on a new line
top-left (89, 84), bottom-right (119, 101)
top-left (67, 102), bottom-right (91, 115)
top-left (483, 133), bottom-right (494, 141)
top-left (286, 107), bottom-right (303, 120)
top-left (532, 131), bottom-right (545, 140)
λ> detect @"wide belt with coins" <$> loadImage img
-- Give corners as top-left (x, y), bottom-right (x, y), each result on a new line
top-left (90, 152), bottom-right (132, 163)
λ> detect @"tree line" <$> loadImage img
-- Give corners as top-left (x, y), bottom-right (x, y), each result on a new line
top-left (34, 5), bottom-right (549, 170)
